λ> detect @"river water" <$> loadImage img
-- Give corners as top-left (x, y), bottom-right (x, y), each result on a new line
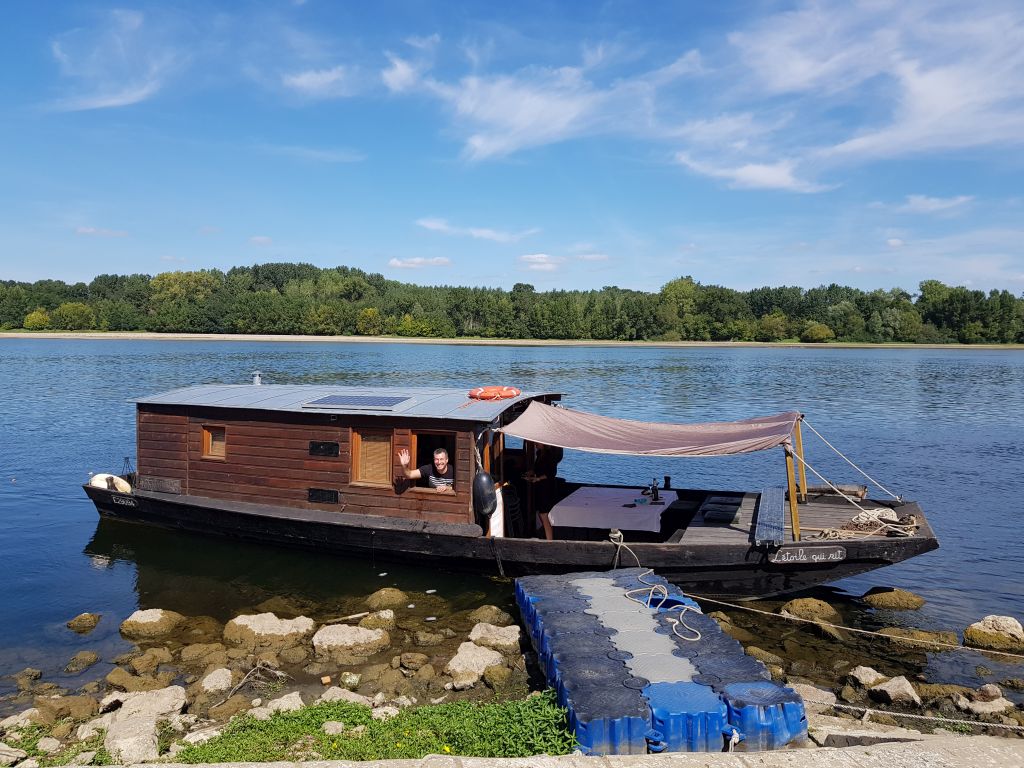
top-left (1, 338), bottom-right (1022, 704)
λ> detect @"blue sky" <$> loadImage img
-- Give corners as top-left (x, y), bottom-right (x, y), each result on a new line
top-left (2, 0), bottom-right (1023, 293)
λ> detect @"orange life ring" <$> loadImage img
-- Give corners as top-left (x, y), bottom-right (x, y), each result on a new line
top-left (468, 385), bottom-right (522, 401)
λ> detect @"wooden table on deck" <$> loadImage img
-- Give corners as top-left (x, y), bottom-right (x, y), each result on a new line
top-left (548, 486), bottom-right (665, 532)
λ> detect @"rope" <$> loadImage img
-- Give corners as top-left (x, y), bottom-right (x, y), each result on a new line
top-left (809, 508), bottom-right (919, 540)
top-left (789, 448), bottom-right (889, 516)
top-left (683, 592), bottom-right (1024, 662)
top-left (612, 536), bottom-right (701, 642)
top-left (606, 532), bottom-right (1024, 729)
top-left (801, 419), bottom-right (902, 501)
top-left (727, 728), bottom-right (741, 751)
top-left (799, 694), bottom-right (1024, 733)
top-left (789, 450), bottom-right (919, 540)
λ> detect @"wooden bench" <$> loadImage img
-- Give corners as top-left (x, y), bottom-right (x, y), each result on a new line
top-left (754, 487), bottom-right (786, 546)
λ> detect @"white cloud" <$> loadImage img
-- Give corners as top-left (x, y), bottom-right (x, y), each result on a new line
top-left (675, 153), bottom-right (827, 193)
top-left (250, 235), bottom-right (272, 246)
top-left (424, 49), bottom-right (702, 160)
top-left (49, 10), bottom-right (182, 111)
top-left (382, 54), bottom-right (419, 93)
top-left (75, 226), bottom-right (127, 238)
top-left (388, 256), bottom-right (451, 268)
top-left (729, 2), bottom-right (1024, 163)
top-left (416, 217), bottom-right (538, 243)
top-left (405, 34), bottom-right (440, 52)
top-left (160, 254), bottom-right (186, 262)
top-left (382, 36), bottom-right (439, 93)
top-left (520, 253), bottom-right (564, 272)
top-left (576, 253), bottom-right (609, 262)
top-left (887, 238), bottom-right (905, 248)
top-left (257, 143), bottom-right (364, 163)
top-left (895, 194), bottom-right (974, 214)
top-left (282, 66), bottom-right (357, 98)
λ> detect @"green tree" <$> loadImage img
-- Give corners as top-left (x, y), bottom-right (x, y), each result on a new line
top-left (23, 307), bottom-right (51, 330)
top-left (755, 311), bottom-right (789, 342)
top-left (51, 302), bottom-right (97, 330)
top-left (0, 285), bottom-right (30, 328)
top-left (148, 270), bottom-right (226, 332)
top-left (356, 307), bottom-right (385, 336)
top-left (800, 321), bottom-right (835, 343)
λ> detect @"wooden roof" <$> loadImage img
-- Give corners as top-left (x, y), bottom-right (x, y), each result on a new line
top-left (134, 384), bottom-right (558, 424)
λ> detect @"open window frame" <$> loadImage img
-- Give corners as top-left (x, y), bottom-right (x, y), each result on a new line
top-left (408, 430), bottom-right (458, 493)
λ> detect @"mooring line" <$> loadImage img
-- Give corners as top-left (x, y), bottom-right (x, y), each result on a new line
top-left (683, 592), bottom-right (1024, 662)
top-left (799, 694), bottom-right (1024, 733)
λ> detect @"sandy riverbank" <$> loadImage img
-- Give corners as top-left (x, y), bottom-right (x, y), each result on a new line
top-left (1, 331), bottom-right (1022, 350)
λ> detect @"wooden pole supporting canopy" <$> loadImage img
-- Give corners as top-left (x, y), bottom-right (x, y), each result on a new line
top-left (794, 418), bottom-right (808, 503)
top-left (785, 447), bottom-right (802, 542)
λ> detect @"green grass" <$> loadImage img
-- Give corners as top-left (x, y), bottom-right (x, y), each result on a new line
top-left (177, 691), bottom-right (576, 762)
top-left (4, 723), bottom-right (112, 767)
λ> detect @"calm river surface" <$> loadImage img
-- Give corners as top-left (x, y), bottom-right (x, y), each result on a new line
top-left (1, 338), bottom-right (1022, 701)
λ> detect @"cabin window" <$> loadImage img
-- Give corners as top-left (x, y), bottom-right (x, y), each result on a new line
top-left (410, 431), bottom-right (457, 491)
top-left (309, 441), bottom-right (340, 457)
top-left (202, 425), bottom-right (226, 460)
top-left (351, 429), bottom-right (392, 487)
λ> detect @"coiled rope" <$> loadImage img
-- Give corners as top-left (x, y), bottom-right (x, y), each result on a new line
top-left (610, 531), bottom-right (702, 642)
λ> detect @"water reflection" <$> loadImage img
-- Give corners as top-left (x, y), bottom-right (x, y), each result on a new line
top-left (83, 517), bottom-right (513, 623)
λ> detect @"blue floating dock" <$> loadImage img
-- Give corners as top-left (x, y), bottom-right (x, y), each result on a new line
top-left (515, 568), bottom-right (807, 755)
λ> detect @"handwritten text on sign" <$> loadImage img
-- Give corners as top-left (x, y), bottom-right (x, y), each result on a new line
top-left (770, 545), bottom-right (846, 564)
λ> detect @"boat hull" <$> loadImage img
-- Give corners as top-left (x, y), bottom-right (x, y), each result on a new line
top-left (83, 485), bottom-right (939, 598)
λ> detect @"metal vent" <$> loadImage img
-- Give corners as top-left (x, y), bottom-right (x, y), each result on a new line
top-left (309, 441), bottom-right (340, 457)
top-left (308, 488), bottom-right (340, 504)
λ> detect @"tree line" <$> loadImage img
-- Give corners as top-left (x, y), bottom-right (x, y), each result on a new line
top-left (1, 263), bottom-right (1022, 344)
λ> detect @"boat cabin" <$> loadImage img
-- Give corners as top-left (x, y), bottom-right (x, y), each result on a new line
top-left (133, 383), bottom-right (558, 528)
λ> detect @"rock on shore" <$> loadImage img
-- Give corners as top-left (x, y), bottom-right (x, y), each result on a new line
top-left (120, 609), bottom-right (185, 640)
top-left (312, 625), bottom-right (391, 663)
top-left (963, 615), bottom-right (1024, 653)
top-left (861, 587), bottom-right (926, 610)
top-left (223, 613), bottom-right (315, 653)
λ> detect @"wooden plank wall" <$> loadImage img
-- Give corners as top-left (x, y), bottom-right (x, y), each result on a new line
top-left (136, 405), bottom-right (474, 526)
top-left (137, 406), bottom-right (188, 487)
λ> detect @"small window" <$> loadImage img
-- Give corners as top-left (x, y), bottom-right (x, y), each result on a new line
top-left (411, 431), bottom-right (457, 491)
top-left (309, 441), bottom-right (340, 457)
top-left (308, 488), bottom-right (340, 504)
top-left (352, 429), bottom-right (392, 487)
top-left (202, 425), bottom-right (226, 459)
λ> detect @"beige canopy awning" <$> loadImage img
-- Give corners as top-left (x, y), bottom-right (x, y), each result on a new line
top-left (499, 401), bottom-right (800, 457)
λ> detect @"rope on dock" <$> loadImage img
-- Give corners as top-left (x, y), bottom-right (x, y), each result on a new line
top-left (607, 535), bottom-right (704, 643)
top-left (799, 694), bottom-right (1024, 733)
top-left (683, 592), bottom-right (1024, 662)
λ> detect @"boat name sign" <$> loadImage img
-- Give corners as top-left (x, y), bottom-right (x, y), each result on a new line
top-left (770, 545), bottom-right (846, 564)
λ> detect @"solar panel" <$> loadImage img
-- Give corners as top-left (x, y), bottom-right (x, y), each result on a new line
top-left (303, 395), bottom-right (410, 410)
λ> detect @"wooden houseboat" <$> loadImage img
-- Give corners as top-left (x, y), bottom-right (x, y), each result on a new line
top-left (82, 381), bottom-right (939, 597)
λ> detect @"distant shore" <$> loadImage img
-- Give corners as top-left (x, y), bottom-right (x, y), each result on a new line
top-left (1, 330), bottom-right (1023, 350)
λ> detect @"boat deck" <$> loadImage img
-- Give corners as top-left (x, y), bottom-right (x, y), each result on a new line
top-left (550, 486), bottom-right (934, 546)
